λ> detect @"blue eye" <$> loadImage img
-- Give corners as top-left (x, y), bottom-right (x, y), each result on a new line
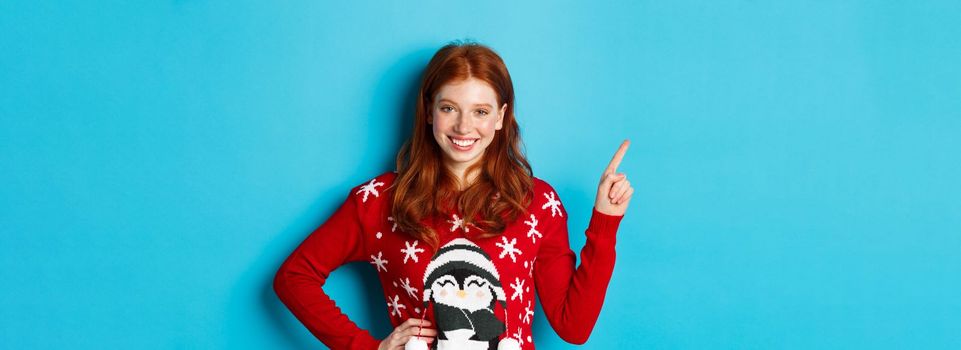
top-left (477, 110), bottom-right (489, 116)
top-left (440, 106), bottom-right (454, 113)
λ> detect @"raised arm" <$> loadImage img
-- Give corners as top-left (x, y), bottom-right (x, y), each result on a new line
top-left (533, 203), bottom-right (623, 344)
top-left (534, 140), bottom-right (633, 344)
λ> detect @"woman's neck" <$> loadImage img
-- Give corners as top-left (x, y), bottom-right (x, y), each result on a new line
top-left (446, 163), bottom-right (479, 190)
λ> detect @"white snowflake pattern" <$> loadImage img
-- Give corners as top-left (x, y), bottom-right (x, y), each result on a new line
top-left (387, 294), bottom-right (406, 317)
top-left (399, 278), bottom-right (418, 299)
top-left (387, 216), bottom-right (397, 232)
top-left (541, 191), bottom-right (563, 217)
top-left (356, 178), bottom-right (385, 203)
top-left (370, 251), bottom-right (388, 272)
top-left (524, 214), bottom-right (542, 243)
top-left (521, 301), bottom-right (534, 324)
top-left (510, 277), bottom-right (525, 302)
top-left (512, 327), bottom-right (525, 346)
top-left (495, 236), bottom-right (523, 262)
top-left (400, 240), bottom-right (425, 264)
top-left (447, 214), bottom-right (469, 233)
top-left (527, 258), bottom-right (536, 277)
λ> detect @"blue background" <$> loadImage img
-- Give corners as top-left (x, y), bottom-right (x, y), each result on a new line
top-left (2, 1), bottom-right (959, 349)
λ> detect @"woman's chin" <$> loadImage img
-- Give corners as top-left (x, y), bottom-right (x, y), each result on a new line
top-left (443, 153), bottom-right (483, 168)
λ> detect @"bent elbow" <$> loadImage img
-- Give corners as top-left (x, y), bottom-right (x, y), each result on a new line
top-left (272, 264), bottom-right (291, 302)
top-left (557, 325), bottom-right (594, 345)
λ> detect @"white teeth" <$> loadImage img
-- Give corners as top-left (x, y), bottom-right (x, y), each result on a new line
top-left (450, 138), bottom-right (477, 147)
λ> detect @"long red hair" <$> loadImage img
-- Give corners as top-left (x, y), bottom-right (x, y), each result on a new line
top-left (392, 41), bottom-right (533, 249)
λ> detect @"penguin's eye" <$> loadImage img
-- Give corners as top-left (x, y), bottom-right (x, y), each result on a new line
top-left (466, 280), bottom-right (487, 288)
top-left (438, 280), bottom-right (456, 288)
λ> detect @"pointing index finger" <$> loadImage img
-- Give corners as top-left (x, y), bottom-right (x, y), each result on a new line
top-left (605, 140), bottom-right (630, 175)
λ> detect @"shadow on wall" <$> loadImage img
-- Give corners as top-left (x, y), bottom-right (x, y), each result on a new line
top-left (360, 46), bottom-right (440, 172)
top-left (231, 186), bottom-right (374, 348)
top-left (245, 46), bottom-right (438, 348)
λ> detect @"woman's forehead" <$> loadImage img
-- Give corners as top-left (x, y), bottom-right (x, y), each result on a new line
top-left (434, 78), bottom-right (499, 105)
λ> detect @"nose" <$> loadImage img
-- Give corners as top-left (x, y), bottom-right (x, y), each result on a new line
top-left (453, 113), bottom-right (472, 134)
top-left (456, 290), bottom-right (467, 299)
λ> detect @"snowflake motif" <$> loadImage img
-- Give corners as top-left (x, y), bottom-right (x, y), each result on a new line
top-left (524, 214), bottom-right (542, 243)
top-left (447, 214), bottom-right (469, 233)
top-left (541, 191), bottom-right (563, 217)
top-left (387, 294), bottom-right (406, 317)
top-left (510, 277), bottom-right (525, 302)
top-left (387, 216), bottom-right (397, 232)
top-left (527, 258), bottom-right (536, 277)
top-left (370, 251), bottom-right (388, 272)
top-left (356, 179), bottom-right (385, 203)
top-left (400, 240), bottom-right (425, 264)
top-left (495, 236), bottom-right (522, 262)
top-left (399, 277), bottom-right (419, 299)
top-left (512, 327), bottom-right (525, 346)
top-left (521, 301), bottom-right (534, 324)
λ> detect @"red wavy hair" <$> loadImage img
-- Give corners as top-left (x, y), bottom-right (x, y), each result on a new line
top-left (392, 41), bottom-right (533, 249)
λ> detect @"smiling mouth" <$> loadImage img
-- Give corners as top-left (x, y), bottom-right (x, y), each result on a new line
top-left (448, 137), bottom-right (478, 148)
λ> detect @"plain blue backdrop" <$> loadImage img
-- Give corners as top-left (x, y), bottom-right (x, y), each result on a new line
top-left (2, 1), bottom-right (960, 349)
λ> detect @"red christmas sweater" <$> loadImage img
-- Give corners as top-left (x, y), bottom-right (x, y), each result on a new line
top-left (274, 172), bottom-right (622, 350)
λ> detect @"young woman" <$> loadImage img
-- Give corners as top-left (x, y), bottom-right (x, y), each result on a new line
top-left (274, 41), bottom-right (633, 350)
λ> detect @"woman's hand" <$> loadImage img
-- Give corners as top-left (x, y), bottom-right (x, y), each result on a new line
top-left (378, 318), bottom-right (437, 350)
top-left (595, 140), bottom-right (633, 216)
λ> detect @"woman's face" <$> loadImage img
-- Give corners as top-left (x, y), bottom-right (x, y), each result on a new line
top-left (430, 78), bottom-right (507, 172)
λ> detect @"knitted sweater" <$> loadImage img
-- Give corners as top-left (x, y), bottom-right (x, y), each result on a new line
top-left (274, 172), bottom-right (622, 350)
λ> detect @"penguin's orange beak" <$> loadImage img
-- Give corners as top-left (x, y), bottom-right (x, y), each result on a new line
top-left (456, 290), bottom-right (467, 298)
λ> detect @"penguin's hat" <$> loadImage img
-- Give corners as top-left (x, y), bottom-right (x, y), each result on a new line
top-left (421, 238), bottom-right (507, 305)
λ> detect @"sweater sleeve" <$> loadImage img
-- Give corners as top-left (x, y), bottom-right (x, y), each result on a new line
top-left (273, 191), bottom-right (380, 350)
top-left (533, 198), bottom-right (623, 345)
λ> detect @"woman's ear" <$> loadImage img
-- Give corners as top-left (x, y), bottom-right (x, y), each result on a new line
top-left (495, 103), bottom-right (507, 130)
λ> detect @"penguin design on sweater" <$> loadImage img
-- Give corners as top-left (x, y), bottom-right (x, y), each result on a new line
top-left (415, 238), bottom-right (519, 350)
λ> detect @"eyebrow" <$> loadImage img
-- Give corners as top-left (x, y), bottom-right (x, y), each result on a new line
top-left (437, 98), bottom-right (493, 109)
